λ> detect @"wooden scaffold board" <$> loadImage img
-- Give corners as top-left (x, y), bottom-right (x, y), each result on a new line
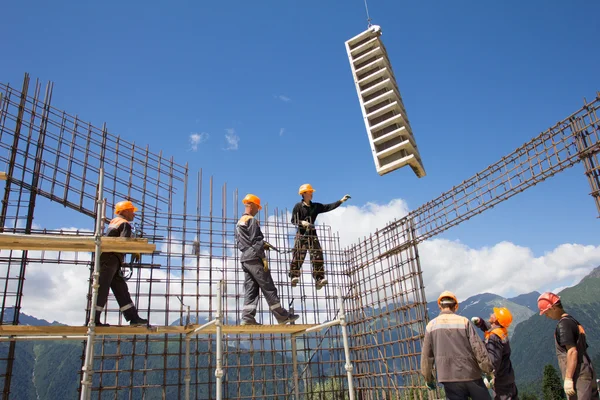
top-left (0, 233), bottom-right (156, 253)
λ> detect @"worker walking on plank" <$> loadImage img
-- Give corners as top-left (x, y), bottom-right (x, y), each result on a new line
top-left (421, 291), bottom-right (494, 400)
top-left (235, 194), bottom-right (299, 326)
top-left (289, 183), bottom-right (350, 290)
top-left (472, 307), bottom-right (519, 400)
top-left (93, 200), bottom-right (148, 327)
top-left (538, 292), bottom-right (599, 400)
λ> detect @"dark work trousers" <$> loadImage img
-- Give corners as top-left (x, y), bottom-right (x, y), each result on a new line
top-left (95, 253), bottom-right (139, 322)
top-left (289, 231), bottom-right (324, 281)
top-left (492, 383), bottom-right (519, 400)
top-left (242, 259), bottom-right (289, 323)
top-left (442, 379), bottom-right (492, 400)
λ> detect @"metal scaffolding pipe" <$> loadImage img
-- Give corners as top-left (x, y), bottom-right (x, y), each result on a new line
top-left (215, 281), bottom-right (224, 400)
top-left (337, 286), bottom-right (355, 400)
top-left (186, 318), bottom-right (217, 338)
top-left (303, 319), bottom-right (341, 334)
top-left (291, 333), bottom-right (300, 400)
top-left (80, 168), bottom-right (105, 400)
top-left (185, 337), bottom-right (191, 400)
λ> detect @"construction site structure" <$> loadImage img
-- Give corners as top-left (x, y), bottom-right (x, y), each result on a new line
top-left (0, 71), bottom-right (598, 400)
top-left (345, 25), bottom-right (426, 178)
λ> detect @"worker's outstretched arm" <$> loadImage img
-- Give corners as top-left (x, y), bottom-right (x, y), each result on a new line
top-left (471, 317), bottom-right (490, 333)
top-left (420, 331), bottom-right (435, 382)
top-left (467, 322), bottom-right (493, 374)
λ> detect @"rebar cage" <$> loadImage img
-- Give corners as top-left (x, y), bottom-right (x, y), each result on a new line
top-left (0, 73), bottom-right (599, 400)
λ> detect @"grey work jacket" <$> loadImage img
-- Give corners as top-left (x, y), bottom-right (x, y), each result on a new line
top-left (235, 213), bottom-right (266, 263)
top-left (421, 310), bottom-right (493, 383)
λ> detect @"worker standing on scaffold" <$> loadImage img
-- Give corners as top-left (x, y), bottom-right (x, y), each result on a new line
top-left (235, 194), bottom-right (299, 326)
top-left (93, 200), bottom-right (148, 327)
top-left (289, 184), bottom-right (350, 290)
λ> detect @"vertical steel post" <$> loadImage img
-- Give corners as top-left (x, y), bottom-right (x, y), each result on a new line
top-left (215, 281), bottom-right (224, 400)
top-left (185, 336), bottom-right (191, 400)
top-left (291, 333), bottom-right (300, 400)
top-left (338, 286), bottom-right (355, 400)
top-left (80, 168), bottom-right (105, 400)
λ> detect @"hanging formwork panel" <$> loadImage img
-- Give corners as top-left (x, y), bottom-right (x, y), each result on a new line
top-left (345, 25), bottom-right (426, 178)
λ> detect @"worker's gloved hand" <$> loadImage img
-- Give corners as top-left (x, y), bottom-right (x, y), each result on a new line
top-left (471, 317), bottom-right (480, 325)
top-left (425, 381), bottom-right (436, 390)
top-left (263, 242), bottom-right (274, 251)
top-left (300, 221), bottom-right (311, 228)
top-left (340, 194), bottom-right (351, 203)
top-left (483, 373), bottom-right (495, 389)
top-left (131, 253), bottom-right (141, 264)
top-left (262, 258), bottom-right (269, 272)
top-left (564, 378), bottom-right (575, 396)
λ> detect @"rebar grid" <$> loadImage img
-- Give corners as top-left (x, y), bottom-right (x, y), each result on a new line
top-left (0, 72), bottom-right (597, 400)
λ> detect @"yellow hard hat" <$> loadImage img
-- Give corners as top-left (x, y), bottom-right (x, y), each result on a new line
top-left (493, 307), bottom-right (513, 328)
top-left (299, 183), bottom-right (315, 195)
top-left (437, 291), bottom-right (459, 309)
top-left (242, 194), bottom-right (262, 210)
top-left (115, 200), bottom-right (138, 214)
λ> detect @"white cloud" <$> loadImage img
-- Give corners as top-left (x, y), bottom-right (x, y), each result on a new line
top-left (224, 128), bottom-right (239, 150)
top-left (189, 132), bottom-right (209, 151)
top-left (274, 95), bottom-right (291, 102)
top-left (279, 128), bottom-right (285, 136)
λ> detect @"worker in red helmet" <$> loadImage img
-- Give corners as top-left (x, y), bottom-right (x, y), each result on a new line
top-left (93, 200), bottom-right (148, 327)
top-left (472, 307), bottom-right (518, 399)
top-left (235, 194), bottom-right (299, 325)
top-left (289, 183), bottom-right (350, 290)
top-left (538, 292), bottom-right (599, 400)
top-left (421, 291), bottom-right (493, 399)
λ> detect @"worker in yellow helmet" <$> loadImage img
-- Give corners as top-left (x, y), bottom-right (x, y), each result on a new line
top-left (421, 291), bottom-right (493, 399)
top-left (235, 194), bottom-right (299, 325)
top-left (289, 184), bottom-right (350, 290)
top-left (472, 307), bottom-right (518, 399)
top-left (94, 200), bottom-right (148, 327)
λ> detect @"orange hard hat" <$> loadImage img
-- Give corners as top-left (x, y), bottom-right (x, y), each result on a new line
top-left (537, 292), bottom-right (560, 315)
top-left (115, 200), bottom-right (138, 214)
top-left (437, 291), bottom-right (459, 309)
top-left (242, 194), bottom-right (262, 210)
top-left (298, 184), bottom-right (315, 195)
top-left (493, 307), bottom-right (513, 328)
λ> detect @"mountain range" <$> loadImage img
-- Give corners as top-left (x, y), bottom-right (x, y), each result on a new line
top-left (1, 266), bottom-right (598, 398)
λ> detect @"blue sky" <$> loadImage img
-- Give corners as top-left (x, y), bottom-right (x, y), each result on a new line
top-left (2, 0), bottom-right (600, 257)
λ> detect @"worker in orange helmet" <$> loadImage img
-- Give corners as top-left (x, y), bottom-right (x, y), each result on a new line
top-left (289, 183), bottom-right (350, 290)
top-left (235, 194), bottom-right (299, 325)
top-left (421, 291), bottom-right (493, 400)
top-left (472, 307), bottom-right (518, 399)
top-left (93, 200), bottom-right (148, 327)
top-left (538, 292), bottom-right (599, 400)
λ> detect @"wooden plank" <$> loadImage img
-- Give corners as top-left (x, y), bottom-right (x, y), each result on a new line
top-left (0, 234), bottom-right (156, 254)
top-left (0, 323), bottom-right (318, 337)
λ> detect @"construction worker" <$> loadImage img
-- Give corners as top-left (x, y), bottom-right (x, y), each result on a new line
top-left (421, 291), bottom-right (494, 400)
top-left (472, 307), bottom-right (519, 400)
top-left (236, 194), bottom-right (299, 326)
top-left (538, 292), bottom-right (599, 400)
top-left (289, 183), bottom-right (350, 290)
top-left (94, 200), bottom-right (148, 327)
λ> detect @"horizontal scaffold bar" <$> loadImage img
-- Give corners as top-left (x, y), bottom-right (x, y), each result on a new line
top-left (0, 323), bottom-right (321, 337)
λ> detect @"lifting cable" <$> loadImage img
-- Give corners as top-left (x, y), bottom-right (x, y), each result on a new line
top-left (363, 0), bottom-right (373, 27)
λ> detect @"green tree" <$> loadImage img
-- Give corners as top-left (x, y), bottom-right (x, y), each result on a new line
top-left (521, 393), bottom-right (539, 400)
top-left (542, 364), bottom-right (565, 400)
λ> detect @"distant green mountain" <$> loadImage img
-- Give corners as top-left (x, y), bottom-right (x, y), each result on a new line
top-left (511, 266), bottom-right (600, 396)
top-left (508, 291), bottom-right (541, 312)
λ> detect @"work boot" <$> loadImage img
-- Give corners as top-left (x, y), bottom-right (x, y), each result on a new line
top-left (240, 318), bottom-right (262, 326)
top-left (278, 314), bottom-right (300, 325)
top-left (92, 318), bottom-right (110, 327)
top-left (291, 277), bottom-right (299, 287)
top-left (129, 317), bottom-right (148, 327)
top-left (315, 278), bottom-right (328, 290)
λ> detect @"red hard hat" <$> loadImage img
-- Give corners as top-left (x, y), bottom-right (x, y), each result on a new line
top-left (537, 292), bottom-right (560, 315)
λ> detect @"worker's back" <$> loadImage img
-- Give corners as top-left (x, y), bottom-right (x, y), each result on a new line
top-left (424, 311), bottom-right (488, 382)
